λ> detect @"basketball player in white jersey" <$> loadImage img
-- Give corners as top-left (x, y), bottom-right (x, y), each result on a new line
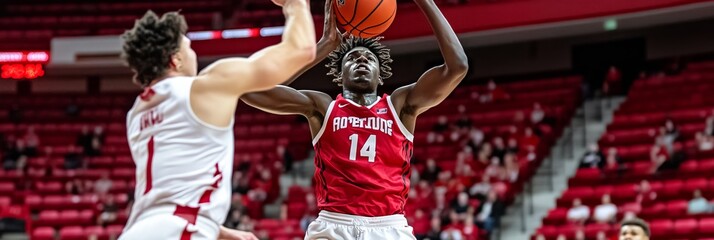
top-left (118, 0), bottom-right (316, 239)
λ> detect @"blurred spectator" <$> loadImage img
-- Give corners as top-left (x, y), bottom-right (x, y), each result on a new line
top-left (64, 145), bottom-right (84, 169)
top-left (424, 216), bottom-right (443, 240)
top-left (506, 138), bottom-right (519, 154)
top-left (603, 148), bottom-right (625, 176)
top-left (232, 171), bottom-right (251, 194)
top-left (451, 192), bottom-right (474, 221)
top-left (3, 139), bottom-right (21, 170)
top-left (531, 102), bottom-right (546, 125)
top-left (77, 126), bottom-right (93, 150)
top-left (664, 119), bottom-right (679, 138)
top-left (65, 179), bottom-right (85, 196)
top-left (480, 79), bottom-right (510, 103)
top-left (23, 127), bottom-right (40, 156)
top-left (97, 195), bottom-right (118, 226)
top-left (474, 143), bottom-right (491, 171)
top-left (65, 101), bottom-right (81, 117)
top-left (535, 234), bottom-right (546, 240)
top-left (696, 132), bottom-right (714, 151)
top-left (299, 193), bottom-right (318, 231)
top-left (593, 194), bottom-right (617, 223)
top-left (580, 144), bottom-right (605, 169)
top-left (567, 198), bottom-right (590, 225)
top-left (430, 116), bottom-right (450, 140)
top-left (705, 116), bottom-right (714, 136)
top-left (649, 144), bottom-right (669, 173)
top-left (469, 175), bottom-right (492, 200)
top-left (484, 157), bottom-right (504, 179)
top-left (465, 127), bottom-right (484, 151)
top-left (520, 128), bottom-right (540, 150)
top-left (431, 115), bottom-right (449, 133)
top-left (94, 172), bottom-right (113, 197)
top-left (422, 158), bottom-right (441, 183)
top-left (575, 230), bottom-right (586, 240)
top-left (657, 142), bottom-right (686, 173)
top-left (224, 208), bottom-right (243, 229)
top-left (455, 105), bottom-right (472, 130)
top-left (503, 153), bottom-right (519, 183)
top-left (87, 137), bottom-right (103, 156)
top-left (596, 231), bottom-right (608, 240)
top-left (475, 191), bottom-right (504, 234)
top-left (410, 209), bottom-right (431, 239)
top-left (93, 126), bottom-right (105, 143)
top-left (276, 145), bottom-right (294, 173)
top-left (513, 111), bottom-right (526, 130)
top-left (603, 66), bottom-right (622, 96)
top-left (635, 180), bottom-right (657, 207)
top-left (236, 214), bottom-right (255, 232)
top-left (492, 137), bottom-right (506, 161)
top-left (556, 234), bottom-right (567, 240)
top-left (519, 145), bottom-right (537, 162)
top-left (461, 215), bottom-right (479, 240)
top-left (688, 189), bottom-right (711, 214)
top-left (441, 212), bottom-right (464, 240)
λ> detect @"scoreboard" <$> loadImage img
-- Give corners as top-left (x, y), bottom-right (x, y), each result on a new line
top-left (0, 51), bottom-right (49, 80)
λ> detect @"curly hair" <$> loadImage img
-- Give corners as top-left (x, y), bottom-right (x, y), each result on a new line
top-left (121, 10), bottom-right (187, 87)
top-left (326, 36), bottom-right (393, 86)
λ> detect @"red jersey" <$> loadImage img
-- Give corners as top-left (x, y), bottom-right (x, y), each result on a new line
top-left (312, 94), bottom-right (414, 216)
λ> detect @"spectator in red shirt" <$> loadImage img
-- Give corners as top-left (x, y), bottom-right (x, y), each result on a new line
top-left (503, 153), bottom-right (520, 183)
top-left (410, 208), bottom-right (431, 239)
top-left (520, 128), bottom-right (540, 150)
top-left (461, 215), bottom-right (479, 240)
top-left (481, 79), bottom-right (510, 103)
top-left (635, 180), bottom-right (657, 207)
top-left (603, 66), bottom-right (622, 96)
top-left (649, 144), bottom-right (669, 174)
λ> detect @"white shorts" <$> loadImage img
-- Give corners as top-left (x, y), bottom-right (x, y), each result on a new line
top-left (305, 210), bottom-right (416, 240)
top-left (118, 205), bottom-right (219, 240)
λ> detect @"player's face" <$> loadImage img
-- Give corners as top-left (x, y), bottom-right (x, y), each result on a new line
top-left (619, 226), bottom-right (649, 240)
top-left (174, 36), bottom-right (198, 77)
top-left (341, 47), bottom-right (381, 93)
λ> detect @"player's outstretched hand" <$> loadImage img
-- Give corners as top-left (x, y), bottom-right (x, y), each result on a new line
top-left (321, 0), bottom-right (344, 45)
top-left (219, 227), bottom-right (259, 240)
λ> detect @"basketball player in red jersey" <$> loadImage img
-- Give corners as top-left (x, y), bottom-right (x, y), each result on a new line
top-left (241, 0), bottom-right (467, 238)
top-left (118, 0), bottom-right (316, 239)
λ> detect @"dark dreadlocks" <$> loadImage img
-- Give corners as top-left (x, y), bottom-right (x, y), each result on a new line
top-left (326, 35), bottom-right (393, 86)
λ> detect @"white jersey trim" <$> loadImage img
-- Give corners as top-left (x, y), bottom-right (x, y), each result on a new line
top-left (386, 96), bottom-right (414, 142)
top-left (186, 79), bottom-right (234, 131)
top-left (312, 101), bottom-right (336, 146)
top-left (344, 96), bottom-right (381, 109)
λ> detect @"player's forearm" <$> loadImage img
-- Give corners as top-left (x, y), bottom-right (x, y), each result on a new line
top-left (281, 0), bottom-right (318, 53)
top-left (280, 37), bottom-right (340, 86)
top-left (416, 1), bottom-right (468, 73)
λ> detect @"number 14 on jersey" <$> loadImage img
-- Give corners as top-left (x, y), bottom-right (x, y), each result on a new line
top-left (348, 134), bottom-right (376, 162)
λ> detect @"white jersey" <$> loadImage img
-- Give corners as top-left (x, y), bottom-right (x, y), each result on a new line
top-left (124, 77), bottom-right (234, 232)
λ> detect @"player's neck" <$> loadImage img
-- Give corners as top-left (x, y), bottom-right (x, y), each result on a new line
top-left (343, 90), bottom-right (378, 106)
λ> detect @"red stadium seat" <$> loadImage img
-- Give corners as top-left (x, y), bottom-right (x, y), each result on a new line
top-left (59, 226), bottom-right (86, 240)
top-left (698, 218), bottom-right (714, 235)
top-left (32, 227), bottom-right (56, 240)
top-left (650, 219), bottom-right (673, 237)
top-left (672, 219), bottom-right (697, 237)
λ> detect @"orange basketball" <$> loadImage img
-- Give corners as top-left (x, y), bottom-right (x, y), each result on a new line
top-left (334, 0), bottom-right (396, 38)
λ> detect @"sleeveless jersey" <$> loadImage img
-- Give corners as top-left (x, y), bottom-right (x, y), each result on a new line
top-left (124, 77), bottom-right (234, 230)
top-left (312, 94), bottom-right (414, 217)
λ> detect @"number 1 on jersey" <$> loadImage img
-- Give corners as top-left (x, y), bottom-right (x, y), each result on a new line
top-left (348, 134), bottom-right (376, 162)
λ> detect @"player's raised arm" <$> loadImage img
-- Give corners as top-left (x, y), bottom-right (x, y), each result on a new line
top-left (240, 0), bottom-right (342, 117)
top-left (392, 0), bottom-right (468, 115)
top-left (196, 0), bottom-right (317, 96)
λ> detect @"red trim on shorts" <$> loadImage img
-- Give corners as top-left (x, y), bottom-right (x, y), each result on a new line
top-left (174, 205), bottom-right (199, 240)
top-left (144, 136), bottom-right (155, 195)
